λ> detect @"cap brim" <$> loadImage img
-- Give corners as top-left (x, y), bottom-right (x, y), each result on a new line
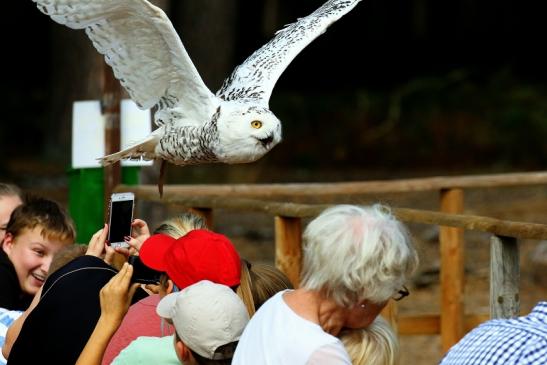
top-left (139, 234), bottom-right (176, 271)
top-left (156, 292), bottom-right (178, 319)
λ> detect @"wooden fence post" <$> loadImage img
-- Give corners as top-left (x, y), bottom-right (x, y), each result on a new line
top-left (102, 65), bottom-right (121, 208)
top-left (490, 235), bottom-right (519, 319)
top-left (275, 216), bottom-right (302, 288)
top-left (440, 188), bottom-right (465, 353)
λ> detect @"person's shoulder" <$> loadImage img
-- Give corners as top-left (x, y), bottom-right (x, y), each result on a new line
top-left (0, 262), bottom-right (17, 291)
top-left (136, 294), bottom-right (161, 307)
top-left (133, 335), bottom-right (171, 345)
top-left (441, 313), bottom-right (547, 365)
top-left (45, 255), bottom-right (115, 285)
top-left (0, 253), bottom-right (20, 309)
top-left (250, 289), bottom-right (289, 316)
top-left (64, 255), bottom-right (111, 269)
top-left (0, 250), bottom-right (14, 270)
top-left (122, 294), bottom-right (161, 322)
top-left (307, 341), bottom-right (352, 365)
top-left (0, 308), bottom-right (23, 329)
top-left (0, 257), bottom-right (15, 278)
top-left (113, 336), bottom-right (178, 365)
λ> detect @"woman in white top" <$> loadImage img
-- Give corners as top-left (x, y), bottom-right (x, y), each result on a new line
top-left (233, 204), bottom-right (419, 365)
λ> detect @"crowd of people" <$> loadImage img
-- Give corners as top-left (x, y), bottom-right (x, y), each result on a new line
top-left (0, 182), bottom-right (545, 364)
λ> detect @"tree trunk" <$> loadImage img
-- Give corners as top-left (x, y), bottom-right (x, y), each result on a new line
top-left (47, 27), bottom-right (103, 164)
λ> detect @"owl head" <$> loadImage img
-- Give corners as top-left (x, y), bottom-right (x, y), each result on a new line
top-left (214, 101), bottom-right (282, 163)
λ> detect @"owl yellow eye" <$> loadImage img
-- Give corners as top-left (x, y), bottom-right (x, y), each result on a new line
top-left (251, 120), bottom-right (263, 129)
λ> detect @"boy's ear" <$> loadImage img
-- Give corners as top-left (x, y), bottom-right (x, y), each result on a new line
top-left (166, 279), bottom-right (174, 294)
top-left (175, 338), bottom-right (191, 362)
top-left (2, 233), bottom-right (14, 254)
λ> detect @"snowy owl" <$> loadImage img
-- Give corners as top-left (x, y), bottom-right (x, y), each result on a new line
top-left (33, 0), bottom-right (362, 170)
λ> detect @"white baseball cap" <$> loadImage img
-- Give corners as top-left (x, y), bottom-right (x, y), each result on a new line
top-left (156, 280), bottom-right (250, 359)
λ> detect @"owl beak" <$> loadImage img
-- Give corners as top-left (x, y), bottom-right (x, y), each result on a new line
top-left (257, 134), bottom-right (274, 148)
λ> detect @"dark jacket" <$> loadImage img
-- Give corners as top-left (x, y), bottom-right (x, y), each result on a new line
top-left (8, 255), bottom-right (146, 365)
top-left (0, 249), bottom-right (32, 310)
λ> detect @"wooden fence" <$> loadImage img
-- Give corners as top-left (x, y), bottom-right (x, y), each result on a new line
top-left (115, 170), bottom-right (547, 353)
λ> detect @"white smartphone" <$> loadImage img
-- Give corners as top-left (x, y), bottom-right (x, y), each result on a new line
top-left (107, 192), bottom-right (135, 249)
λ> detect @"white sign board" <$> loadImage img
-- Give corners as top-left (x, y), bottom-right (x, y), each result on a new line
top-left (72, 100), bottom-right (105, 169)
top-left (71, 99), bottom-right (153, 168)
top-left (120, 99), bottom-right (153, 167)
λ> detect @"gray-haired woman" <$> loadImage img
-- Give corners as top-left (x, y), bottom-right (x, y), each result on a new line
top-left (233, 204), bottom-right (419, 365)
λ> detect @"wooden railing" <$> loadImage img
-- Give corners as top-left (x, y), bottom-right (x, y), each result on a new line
top-left (121, 171), bottom-right (547, 197)
top-left (115, 170), bottom-right (547, 353)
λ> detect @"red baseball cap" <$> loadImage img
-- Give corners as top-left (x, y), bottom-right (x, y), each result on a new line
top-left (139, 229), bottom-right (241, 290)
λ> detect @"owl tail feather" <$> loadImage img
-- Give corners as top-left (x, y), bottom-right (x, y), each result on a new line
top-left (98, 134), bottom-right (159, 166)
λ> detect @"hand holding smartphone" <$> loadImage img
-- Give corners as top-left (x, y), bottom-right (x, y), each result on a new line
top-left (127, 255), bottom-right (162, 284)
top-left (107, 192), bottom-right (135, 249)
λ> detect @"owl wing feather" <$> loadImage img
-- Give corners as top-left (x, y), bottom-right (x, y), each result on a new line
top-left (33, 0), bottom-right (218, 124)
top-left (216, 0), bottom-right (362, 106)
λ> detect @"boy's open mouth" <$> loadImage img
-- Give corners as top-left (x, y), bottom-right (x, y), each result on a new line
top-left (32, 273), bottom-right (46, 283)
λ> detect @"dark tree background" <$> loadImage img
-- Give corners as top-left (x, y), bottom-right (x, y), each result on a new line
top-left (2, 0), bottom-right (547, 191)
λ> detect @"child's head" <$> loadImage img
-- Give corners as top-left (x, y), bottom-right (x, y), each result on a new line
top-left (151, 212), bottom-right (209, 297)
top-left (157, 280), bottom-right (249, 365)
top-left (140, 229), bottom-right (241, 294)
top-left (2, 196), bottom-right (75, 295)
top-left (339, 316), bottom-right (399, 365)
top-left (0, 183), bottom-right (24, 243)
top-left (153, 211), bottom-right (207, 237)
top-left (48, 244), bottom-right (88, 275)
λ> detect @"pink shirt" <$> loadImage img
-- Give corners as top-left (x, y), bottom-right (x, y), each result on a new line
top-left (101, 294), bottom-right (175, 365)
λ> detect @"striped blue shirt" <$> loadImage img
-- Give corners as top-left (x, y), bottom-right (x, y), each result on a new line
top-left (440, 301), bottom-right (547, 365)
top-left (0, 307), bottom-right (23, 365)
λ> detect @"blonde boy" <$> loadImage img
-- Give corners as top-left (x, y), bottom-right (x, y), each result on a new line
top-left (0, 197), bottom-right (75, 310)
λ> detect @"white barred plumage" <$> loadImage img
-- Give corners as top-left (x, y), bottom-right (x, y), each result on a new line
top-left (32, 0), bottom-right (362, 167)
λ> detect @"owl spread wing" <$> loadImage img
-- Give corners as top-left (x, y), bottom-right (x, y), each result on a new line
top-left (33, 0), bottom-right (217, 123)
top-left (216, 0), bottom-right (362, 107)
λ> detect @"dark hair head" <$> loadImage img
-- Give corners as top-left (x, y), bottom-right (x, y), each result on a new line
top-left (174, 332), bottom-right (236, 365)
top-left (190, 343), bottom-right (237, 365)
top-left (48, 244), bottom-right (88, 275)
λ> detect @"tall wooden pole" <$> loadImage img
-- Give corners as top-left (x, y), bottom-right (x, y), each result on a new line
top-left (102, 64), bottom-right (121, 208)
top-left (275, 216), bottom-right (302, 288)
top-left (440, 188), bottom-right (465, 353)
top-left (490, 235), bottom-right (520, 319)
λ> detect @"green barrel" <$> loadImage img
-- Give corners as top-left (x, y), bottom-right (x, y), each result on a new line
top-left (68, 167), bottom-right (139, 244)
